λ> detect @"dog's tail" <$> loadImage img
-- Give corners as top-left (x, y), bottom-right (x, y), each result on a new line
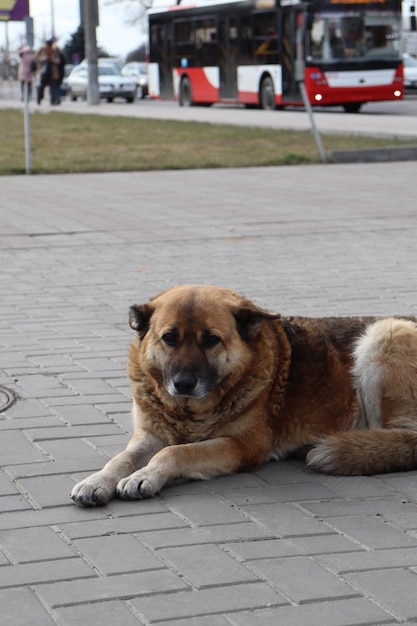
top-left (306, 428), bottom-right (417, 475)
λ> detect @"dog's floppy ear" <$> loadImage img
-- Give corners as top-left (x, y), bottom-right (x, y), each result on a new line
top-left (129, 304), bottom-right (154, 338)
top-left (233, 305), bottom-right (279, 343)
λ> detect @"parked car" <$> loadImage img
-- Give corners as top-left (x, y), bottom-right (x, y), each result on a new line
top-left (404, 53), bottom-right (417, 89)
top-left (121, 62), bottom-right (148, 99)
top-left (66, 63), bottom-right (137, 102)
top-left (80, 57), bottom-right (123, 74)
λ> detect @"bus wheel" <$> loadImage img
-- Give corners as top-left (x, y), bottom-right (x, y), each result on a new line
top-left (260, 76), bottom-right (276, 110)
top-left (179, 77), bottom-right (193, 106)
top-left (343, 103), bottom-right (362, 113)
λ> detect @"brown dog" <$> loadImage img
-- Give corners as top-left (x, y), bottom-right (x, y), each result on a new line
top-left (71, 285), bottom-right (417, 507)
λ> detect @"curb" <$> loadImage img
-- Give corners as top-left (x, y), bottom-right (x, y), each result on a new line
top-left (330, 145), bottom-right (417, 163)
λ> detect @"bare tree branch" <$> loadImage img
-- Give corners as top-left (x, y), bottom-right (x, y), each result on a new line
top-left (103, 0), bottom-right (153, 32)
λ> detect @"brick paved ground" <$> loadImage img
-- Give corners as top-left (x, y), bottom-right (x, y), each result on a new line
top-left (0, 162), bottom-right (417, 625)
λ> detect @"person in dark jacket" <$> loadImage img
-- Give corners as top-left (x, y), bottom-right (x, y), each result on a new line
top-left (35, 38), bottom-right (65, 105)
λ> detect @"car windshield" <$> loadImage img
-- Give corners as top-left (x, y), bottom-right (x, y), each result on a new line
top-left (308, 11), bottom-right (401, 63)
top-left (124, 63), bottom-right (146, 75)
top-left (99, 66), bottom-right (120, 76)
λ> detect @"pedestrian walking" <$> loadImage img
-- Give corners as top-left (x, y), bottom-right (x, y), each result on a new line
top-left (35, 38), bottom-right (63, 105)
top-left (17, 44), bottom-right (34, 101)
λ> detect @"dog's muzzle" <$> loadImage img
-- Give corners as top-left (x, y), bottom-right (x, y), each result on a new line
top-left (172, 371), bottom-right (198, 396)
top-left (164, 368), bottom-right (213, 398)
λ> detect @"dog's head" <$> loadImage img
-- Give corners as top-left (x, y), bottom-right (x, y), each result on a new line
top-left (128, 285), bottom-right (278, 401)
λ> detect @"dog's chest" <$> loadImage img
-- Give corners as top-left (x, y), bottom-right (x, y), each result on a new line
top-left (146, 407), bottom-right (219, 445)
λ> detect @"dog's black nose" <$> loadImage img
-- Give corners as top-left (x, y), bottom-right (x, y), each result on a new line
top-left (173, 372), bottom-right (197, 395)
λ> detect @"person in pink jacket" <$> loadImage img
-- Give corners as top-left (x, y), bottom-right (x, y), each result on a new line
top-left (17, 44), bottom-right (34, 101)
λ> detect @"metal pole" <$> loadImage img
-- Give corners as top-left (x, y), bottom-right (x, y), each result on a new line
top-left (23, 81), bottom-right (31, 174)
top-left (294, 11), bottom-right (327, 164)
top-left (5, 22), bottom-right (10, 80)
top-left (299, 81), bottom-right (327, 164)
top-left (84, 0), bottom-right (100, 105)
top-left (50, 0), bottom-right (55, 37)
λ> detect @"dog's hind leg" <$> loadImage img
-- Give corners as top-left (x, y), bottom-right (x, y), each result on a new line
top-left (306, 428), bottom-right (417, 475)
top-left (308, 317), bottom-right (417, 475)
top-left (352, 317), bottom-right (417, 429)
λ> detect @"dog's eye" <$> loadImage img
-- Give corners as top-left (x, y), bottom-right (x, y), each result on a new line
top-left (162, 332), bottom-right (178, 347)
top-left (202, 334), bottom-right (221, 349)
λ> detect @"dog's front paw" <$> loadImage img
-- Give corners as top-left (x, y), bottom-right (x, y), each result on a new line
top-left (116, 469), bottom-right (162, 500)
top-left (71, 472), bottom-right (116, 507)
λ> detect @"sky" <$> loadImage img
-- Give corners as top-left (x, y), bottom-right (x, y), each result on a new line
top-left (2, 0), bottom-right (150, 59)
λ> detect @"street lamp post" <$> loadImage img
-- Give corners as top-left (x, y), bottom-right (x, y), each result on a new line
top-left (83, 0), bottom-right (100, 105)
top-left (50, 0), bottom-right (55, 37)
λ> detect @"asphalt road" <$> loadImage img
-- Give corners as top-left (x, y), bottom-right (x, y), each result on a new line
top-left (59, 94), bottom-right (417, 138)
top-left (1, 80), bottom-right (417, 137)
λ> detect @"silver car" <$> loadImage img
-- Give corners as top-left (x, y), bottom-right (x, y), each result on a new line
top-left (121, 62), bottom-right (148, 99)
top-left (67, 64), bottom-right (137, 103)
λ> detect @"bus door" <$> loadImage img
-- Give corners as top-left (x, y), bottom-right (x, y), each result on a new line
top-left (154, 23), bottom-right (173, 98)
top-left (218, 17), bottom-right (238, 99)
top-left (281, 8), bottom-right (302, 102)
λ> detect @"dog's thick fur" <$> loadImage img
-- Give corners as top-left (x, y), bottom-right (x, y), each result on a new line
top-left (71, 285), bottom-right (417, 507)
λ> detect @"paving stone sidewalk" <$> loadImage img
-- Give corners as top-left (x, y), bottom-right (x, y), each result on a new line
top-left (0, 162), bottom-right (417, 625)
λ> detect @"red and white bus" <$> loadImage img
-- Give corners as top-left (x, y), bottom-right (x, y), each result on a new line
top-left (148, 0), bottom-right (403, 112)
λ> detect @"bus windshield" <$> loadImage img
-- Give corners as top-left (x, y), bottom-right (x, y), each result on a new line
top-left (307, 12), bottom-right (401, 62)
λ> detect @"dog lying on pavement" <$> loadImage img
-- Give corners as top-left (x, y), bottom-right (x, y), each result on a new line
top-left (71, 284), bottom-right (417, 507)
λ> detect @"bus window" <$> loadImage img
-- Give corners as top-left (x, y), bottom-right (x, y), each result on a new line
top-left (308, 12), bottom-right (401, 62)
top-left (174, 20), bottom-right (195, 67)
top-left (195, 18), bottom-right (217, 66)
top-left (239, 16), bottom-right (252, 64)
top-left (253, 11), bottom-right (279, 64)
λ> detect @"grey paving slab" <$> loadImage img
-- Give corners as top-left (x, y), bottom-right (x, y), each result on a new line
top-left (0, 430), bottom-right (48, 465)
top-left (0, 558), bottom-right (95, 588)
top-left (345, 568), bottom-right (417, 621)
top-left (57, 510), bottom-right (187, 540)
top-left (35, 570), bottom-right (188, 608)
top-left (316, 547), bottom-right (417, 574)
top-left (71, 534), bottom-right (164, 575)
top-left (0, 526), bottom-right (75, 563)
top-left (157, 544), bottom-right (258, 588)
top-left (227, 597), bottom-right (395, 626)
top-left (55, 600), bottom-right (145, 626)
top-left (249, 555), bottom-right (359, 603)
top-left (139, 521), bottom-right (272, 549)
top-left (322, 515), bottom-right (417, 550)
top-left (129, 582), bottom-right (287, 623)
top-left (0, 587), bottom-right (58, 626)
top-left (1, 161), bottom-right (417, 624)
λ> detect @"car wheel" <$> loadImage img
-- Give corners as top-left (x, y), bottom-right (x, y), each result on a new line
top-left (106, 97), bottom-right (114, 103)
top-left (68, 89), bottom-right (77, 102)
top-left (179, 76), bottom-right (192, 107)
top-left (259, 76), bottom-right (276, 110)
top-left (126, 96), bottom-right (134, 103)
